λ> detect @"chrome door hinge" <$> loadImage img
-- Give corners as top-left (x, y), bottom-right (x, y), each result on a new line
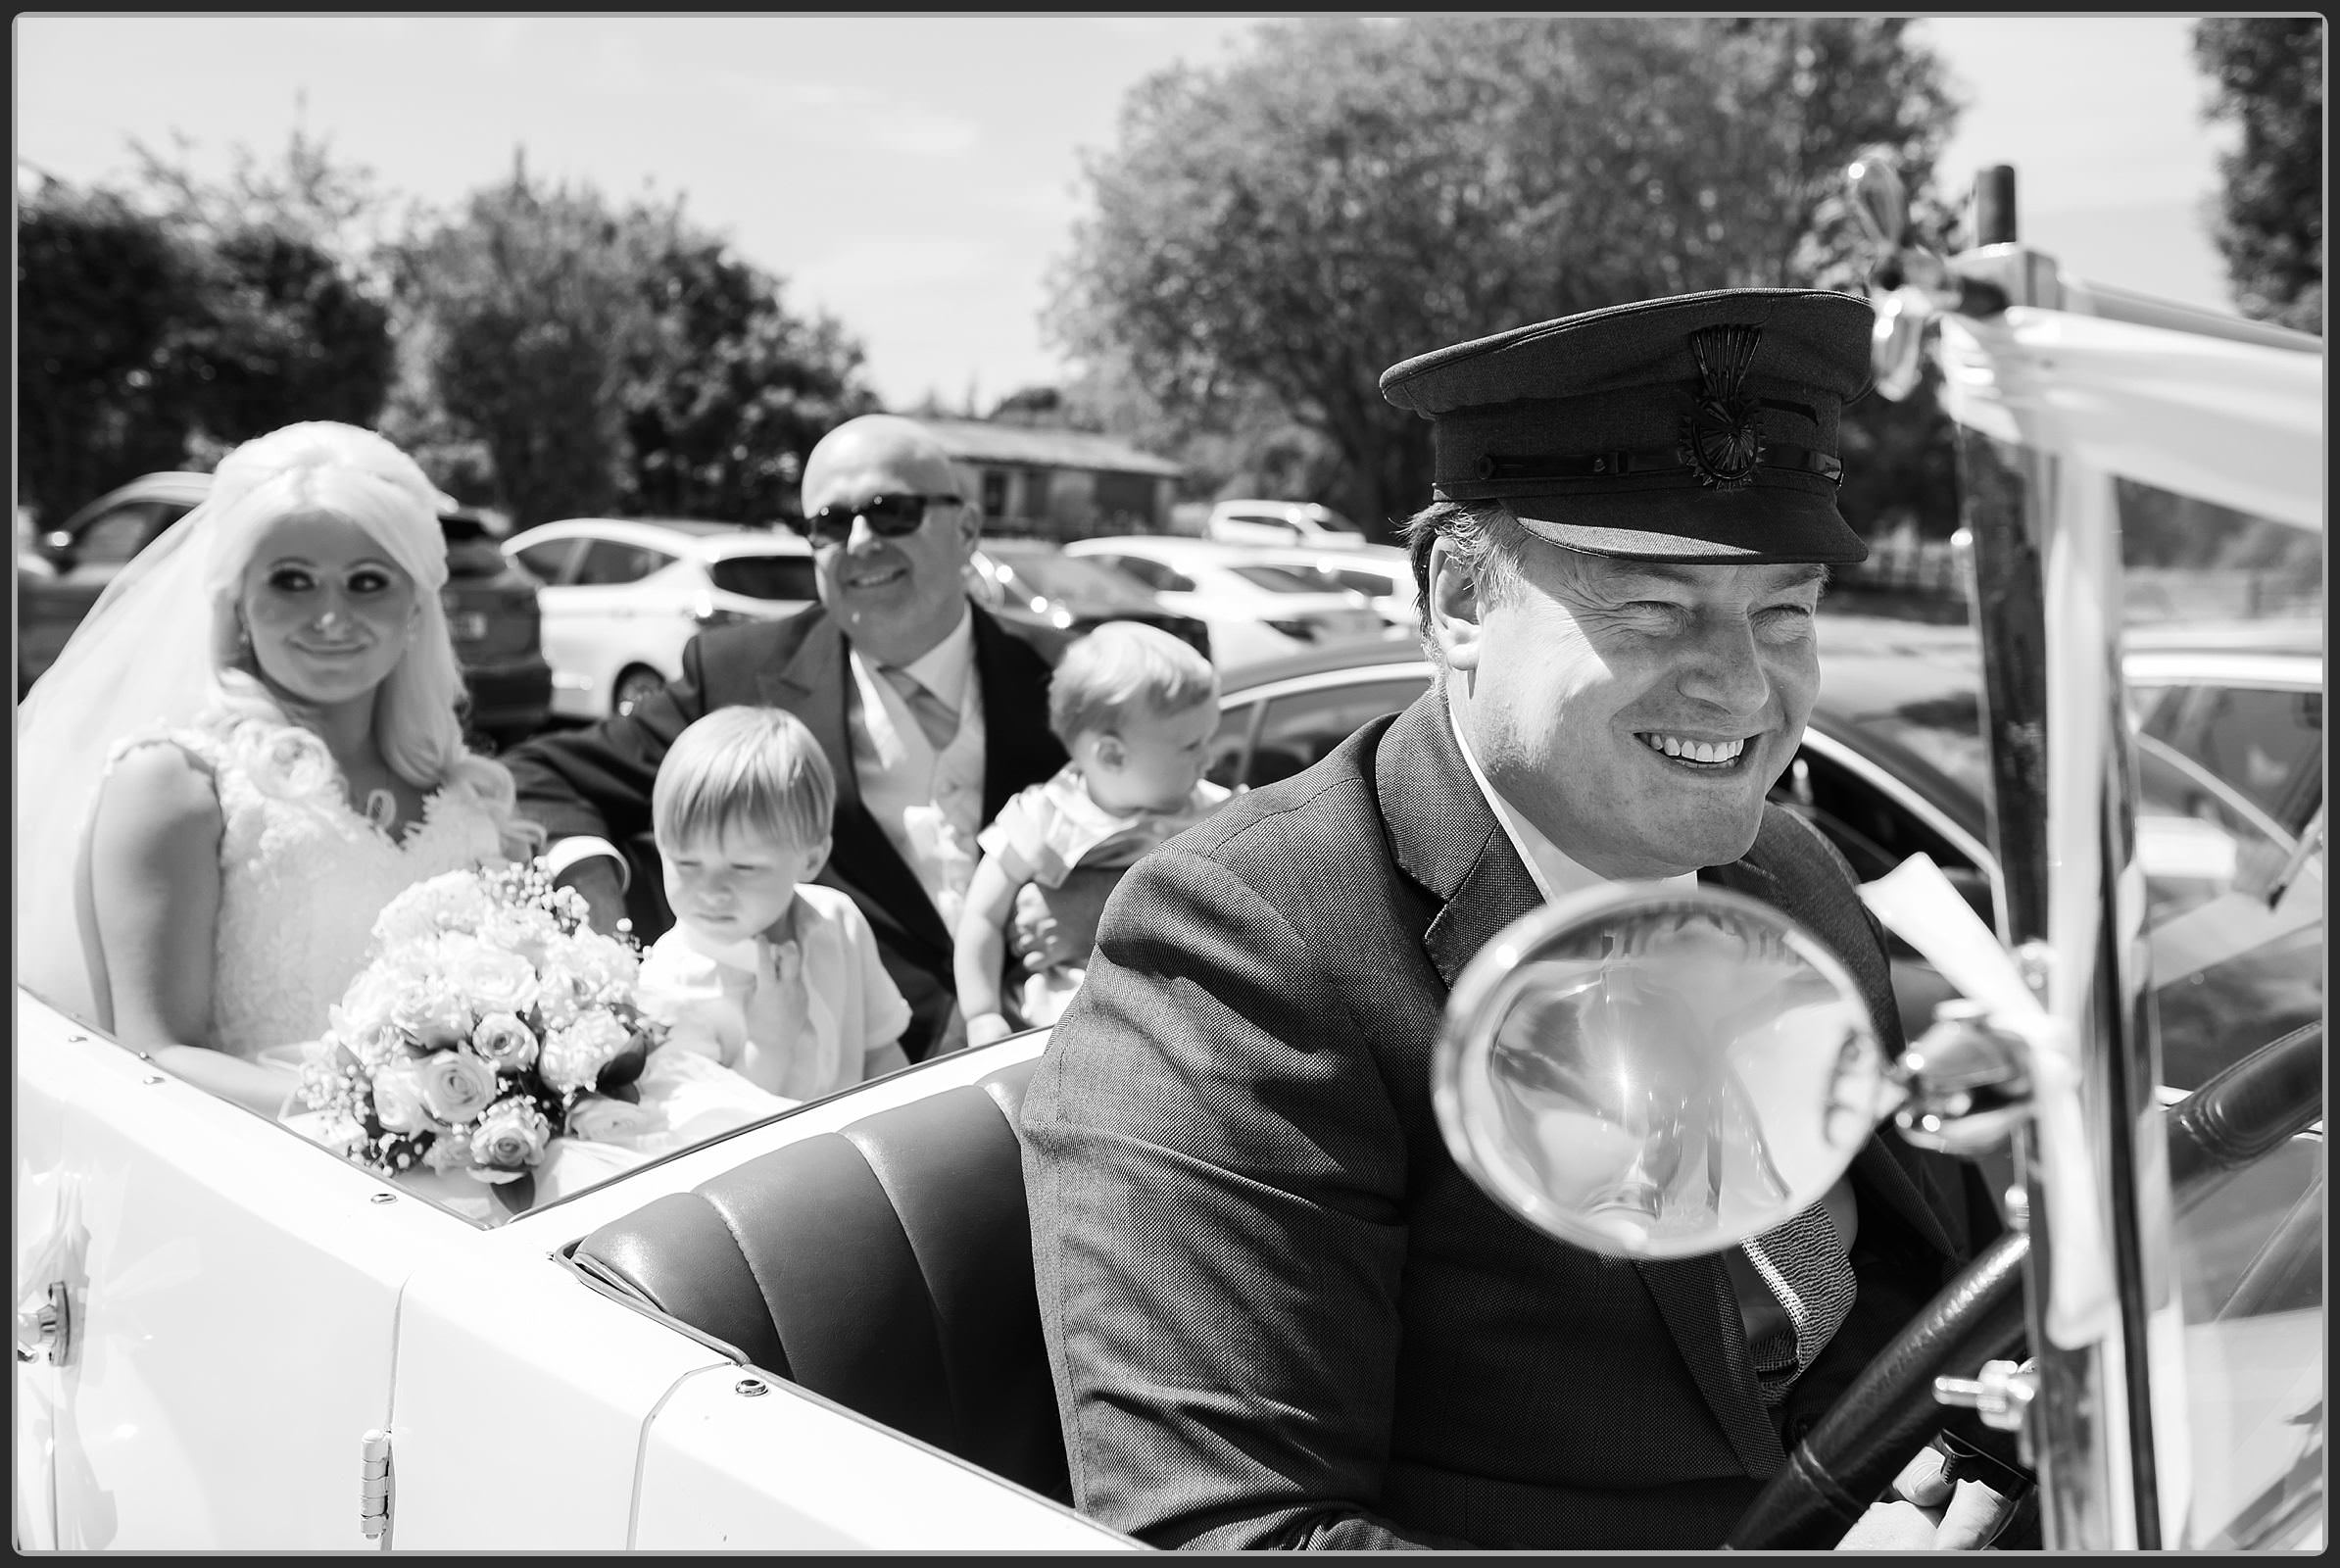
top-left (360, 1428), bottom-right (393, 1543)
top-left (15, 1282), bottom-right (73, 1367)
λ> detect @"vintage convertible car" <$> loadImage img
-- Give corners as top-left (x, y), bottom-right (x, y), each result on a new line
top-left (14, 162), bottom-right (2322, 1551)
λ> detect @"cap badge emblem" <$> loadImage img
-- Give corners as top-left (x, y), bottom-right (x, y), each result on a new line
top-left (1678, 323), bottom-right (1766, 489)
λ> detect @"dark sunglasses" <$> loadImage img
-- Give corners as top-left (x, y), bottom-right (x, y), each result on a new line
top-left (801, 492), bottom-right (961, 544)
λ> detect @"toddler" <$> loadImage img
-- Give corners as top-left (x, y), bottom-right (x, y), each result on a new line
top-left (955, 621), bottom-right (1229, 1045)
top-left (637, 706), bottom-right (911, 1101)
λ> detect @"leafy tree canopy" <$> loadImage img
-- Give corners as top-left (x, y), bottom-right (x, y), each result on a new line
top-left (2194, 18), bottom-right (2322, 334)
top-left (17, 179), bottom-right (199, 520)
top-left (620, 236), bottom-right (878, 524)
top-left (389, 159), bottom-right (876, 527)
top-left (1048, 16), bottom-right (1960, 538)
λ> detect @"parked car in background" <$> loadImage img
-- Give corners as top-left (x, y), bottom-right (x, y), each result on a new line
top-left (1248, 543), bottom-right (1417, 635)
top-left (966, 537), bottom-right (1212, 662)
top-left (1204, 613), bottom-right (2323, 1094)
top-left (503, 518), bottom-right (815, 720)
top-left (1203, 498), bottom-right (1371, 549)
top-left (17, 472), bottom-right (551, 747)
top-left (1061, 535), bottom-right (1388, 669)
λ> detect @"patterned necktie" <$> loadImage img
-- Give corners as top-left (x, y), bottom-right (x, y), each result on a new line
top-left (1739, 1199), bottom-right (1858, 1408)
top-left (879, 666), bottom-right (960, 754)
top-left (740, 936), bottom-right (808, 1088)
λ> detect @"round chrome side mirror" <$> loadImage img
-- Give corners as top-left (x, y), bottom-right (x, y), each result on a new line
top-left (1433, 884), bottom-right (1906, 1259)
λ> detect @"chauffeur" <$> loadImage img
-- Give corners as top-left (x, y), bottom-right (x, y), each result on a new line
top-left (1021, 289), bottom-right (2007, 1550)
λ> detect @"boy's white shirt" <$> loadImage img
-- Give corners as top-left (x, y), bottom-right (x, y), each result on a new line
top-left (637, 883), bottom-right (912, 1102)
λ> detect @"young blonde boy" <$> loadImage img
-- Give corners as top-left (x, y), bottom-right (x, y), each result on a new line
top-left (637, 706), bottom-right (910, 1101)
top-left (954, 621), bottom-right (1229, 1046)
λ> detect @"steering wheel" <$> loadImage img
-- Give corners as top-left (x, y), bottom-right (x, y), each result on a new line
top-left (1724, 1019), bottom-right (2324, 1549)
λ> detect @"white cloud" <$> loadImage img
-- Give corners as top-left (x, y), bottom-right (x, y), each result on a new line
top-left (793, 236), bottom-right (992, 298)
top-left (714, 73), bottom-right (980, 160)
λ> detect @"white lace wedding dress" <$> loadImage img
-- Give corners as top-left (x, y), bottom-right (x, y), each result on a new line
top-left (125, 727), bottom-right (510, 1056)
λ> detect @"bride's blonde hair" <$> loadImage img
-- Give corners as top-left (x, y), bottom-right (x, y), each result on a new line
top-left (192, 421), bottom-right (541, 860)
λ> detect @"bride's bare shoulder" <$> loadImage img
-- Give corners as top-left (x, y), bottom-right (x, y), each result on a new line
top-left (97, 735), bottom-right (225, 837)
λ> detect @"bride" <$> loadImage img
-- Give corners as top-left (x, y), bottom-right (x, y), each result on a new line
top-left (17, 421), bottom-right (542, 1115)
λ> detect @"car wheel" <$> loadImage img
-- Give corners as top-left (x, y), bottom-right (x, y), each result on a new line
top-left (612, 665), bottom-right (666, 717)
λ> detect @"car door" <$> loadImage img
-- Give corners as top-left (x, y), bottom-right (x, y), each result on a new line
top-left (15, 994), bottom-right (463, 1548)
top-left (528, 536), bottom-right (681, 717)
top-left (1210, 668), bottom-right (1435, 792)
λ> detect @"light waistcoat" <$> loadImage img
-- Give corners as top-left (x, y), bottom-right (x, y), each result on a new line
top-left (847, 613), bottom-right (987, 933)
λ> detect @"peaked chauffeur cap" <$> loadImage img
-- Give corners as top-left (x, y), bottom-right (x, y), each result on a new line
top-left (1380, 288), bottom-right (1876, 564)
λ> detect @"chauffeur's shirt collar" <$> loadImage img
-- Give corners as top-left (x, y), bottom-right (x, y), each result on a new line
top-left (1442, 679), bottom-right (1699, 906)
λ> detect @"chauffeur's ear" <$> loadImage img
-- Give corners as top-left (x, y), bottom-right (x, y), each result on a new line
top-left (1427, 537), bottom-right (1485, 671)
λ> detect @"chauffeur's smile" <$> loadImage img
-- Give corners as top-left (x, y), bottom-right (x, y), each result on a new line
top-left (1635, 731), bottom-right (1751, 769)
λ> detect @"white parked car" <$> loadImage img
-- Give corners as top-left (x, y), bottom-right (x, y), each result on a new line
top-left (503, 518), bottom-right (816, 719)
top-left (1202, 498), bottom-right (1371, 549)
top-left (1246, 543), bottom-right (1417, 635)
top-left (1060, 535), bottom-right (1389, 670)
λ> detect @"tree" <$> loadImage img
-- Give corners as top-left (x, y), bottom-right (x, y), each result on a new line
top-left (618, 237), bottom-right (878, 522)
top-left (129, 127), bottom-right (399, 460)
top-left (17, 177), bottom-right (204, 521)
top-left (1048, 17), bottom-right (1960, 538)
top-left (390, 162), bottom-right (667, 528)
top-left (2195, 18), bottom-right (2322, 334)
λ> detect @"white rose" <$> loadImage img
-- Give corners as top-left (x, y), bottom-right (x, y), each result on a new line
top-left (373, 871), bottom-right (497, 949)
top-left (468, 1096), bottom-right (553, 1172)
top-left (564, 1093), bottom-right (652, 1143)
top-left (391, 976), bottom-right (472, 1051)
top-left (370, 1058), bottom-right (437, 1135)
top-left (420, 1135), bottom-right (473, 1173)
top-left (415, 1049), bottom-right (499, 1125)
top-left (443, 940), bottom-right (537, 1018)
top-left (539, 1010), bottom-right (632, 1096)
top-left (554, 930), bottom-right (637, 1001)
top-left (470, 1012), bottom-right (540, 1075)
top-left (330, 963), bottom-right (406, 1040)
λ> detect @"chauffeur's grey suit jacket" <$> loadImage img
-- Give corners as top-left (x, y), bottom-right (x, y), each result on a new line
top-left (504, 604), bottom-right (1069, 1063)
top-left (1020, 690), bottom-right (1983, 1551)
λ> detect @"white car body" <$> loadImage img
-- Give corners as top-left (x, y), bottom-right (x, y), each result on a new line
top-left (1061, 535), bottom-right (1389, 669)
top-left (14, 993), bottom-right (1132, 1552)
top-left (503, 518), bottom-right (816, 719)
top-left (1202, 498), bottom-right (1370, 549)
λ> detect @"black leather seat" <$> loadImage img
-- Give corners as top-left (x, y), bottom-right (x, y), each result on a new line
top-left (574, 1056), bottom-right (1068, 1501)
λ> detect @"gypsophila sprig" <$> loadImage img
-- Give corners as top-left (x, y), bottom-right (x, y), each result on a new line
top-left (301, 860), bottom-right (665, 1206)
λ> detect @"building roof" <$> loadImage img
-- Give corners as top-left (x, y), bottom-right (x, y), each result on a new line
top-left (917, 417), bottom-right (1183, 479)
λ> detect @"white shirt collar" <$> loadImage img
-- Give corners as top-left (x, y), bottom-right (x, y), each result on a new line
top-left (882, 607), bottom-right (976, 711)
top-left (1442, 679), bottom-right (1699, 905)
top-left (670, 898), bottom-right (804, 971)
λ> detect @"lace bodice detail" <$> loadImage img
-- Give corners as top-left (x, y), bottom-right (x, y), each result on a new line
top-left (112, 727), bottom-right (508, 1058)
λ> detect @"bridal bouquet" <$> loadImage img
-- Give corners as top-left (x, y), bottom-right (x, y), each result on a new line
top-left (300, 860), bottom-right (667, 1214)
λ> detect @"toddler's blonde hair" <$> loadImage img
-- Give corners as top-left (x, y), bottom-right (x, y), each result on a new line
top-left (653, 706), bottom-right (836, 852)
top-left (1048, 620), bottom-right (1219, 748)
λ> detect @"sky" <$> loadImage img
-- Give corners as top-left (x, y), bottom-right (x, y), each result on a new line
top-left (15, 15), bottom-right (2246, 412)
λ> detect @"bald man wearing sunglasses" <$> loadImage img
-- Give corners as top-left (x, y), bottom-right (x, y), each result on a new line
top-left (504, 413), bottom-right (1092, 1062)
